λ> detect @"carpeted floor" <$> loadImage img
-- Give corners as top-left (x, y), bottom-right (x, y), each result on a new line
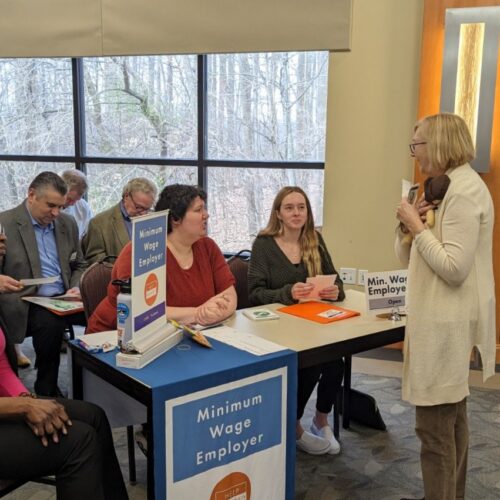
top-left (297, 373), bottom-right (500, 499)
top-left (5, 339), bottom-right (500, 499)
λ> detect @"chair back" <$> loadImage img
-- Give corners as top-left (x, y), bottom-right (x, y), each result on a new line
top-left (227, 250), bottom-right (251, 310)
top-left (79, 257), bottom-right (115, 320)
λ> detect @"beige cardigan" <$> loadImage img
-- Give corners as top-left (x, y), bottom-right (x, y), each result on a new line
top-left (395, 163), bottom-right (495, 406)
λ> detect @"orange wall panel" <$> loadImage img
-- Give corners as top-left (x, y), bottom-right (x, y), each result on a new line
top-left (417, 0), bottom-right (500, 361)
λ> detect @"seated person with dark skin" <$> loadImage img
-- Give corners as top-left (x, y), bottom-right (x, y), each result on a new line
top-left (0, 274), bottom-right (128, 500)
top-left (248, 186), bottom-right (345, 456)
top-left (87, 184), bottom-right (237, 333)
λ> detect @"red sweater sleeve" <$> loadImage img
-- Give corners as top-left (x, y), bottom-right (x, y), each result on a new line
top-left (86, 242), bottom-right (132, 333)
top-left (88, 238), bottom-right (234, 330)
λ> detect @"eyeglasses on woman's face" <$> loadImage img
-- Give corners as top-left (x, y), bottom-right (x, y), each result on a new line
top-left (409, 141), bottom-right (427, 155)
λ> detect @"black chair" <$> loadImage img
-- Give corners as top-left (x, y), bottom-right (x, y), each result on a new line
top-left (227, 250), bottom-right (251, 310)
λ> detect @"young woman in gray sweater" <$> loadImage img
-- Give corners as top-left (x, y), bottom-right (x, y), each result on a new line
top-left (248, 186), bottom-right (345, 455)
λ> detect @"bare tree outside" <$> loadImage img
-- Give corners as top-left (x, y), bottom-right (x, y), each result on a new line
top-left (83, 56), bottom-right (197, 158)
top-left (206, 52), bottom-right (327, 251)
top-left (86, 164), bottom-right (197, 214)
top-left (0, 52), bottom-right (328, 251)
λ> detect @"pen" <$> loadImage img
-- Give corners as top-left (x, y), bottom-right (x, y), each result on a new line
top-left (168, 318), bottom-right (191, 333)
top-left (168, 319), bottom-right (213, 348)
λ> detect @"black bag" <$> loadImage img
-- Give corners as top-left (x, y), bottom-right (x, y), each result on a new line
top-left (338, 387), bottom-right (386, 431)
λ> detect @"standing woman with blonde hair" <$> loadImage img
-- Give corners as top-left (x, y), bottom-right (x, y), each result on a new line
top-left (249, 186), bottom-right (345, 455)
top-left (396, 113), bottom-right (495, 500)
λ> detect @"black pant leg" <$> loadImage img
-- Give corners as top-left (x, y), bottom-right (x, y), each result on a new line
top-left (27, 304), bottom-right (66, 396)
top-left (316, 359), bottom-right (344, 414)
top-left (0, 416), bottom-right (104, 499)
top-left (67, 311), bottom-right (87, 328)
top-left (0, 399), bottom-right (128, 500)
top-left (60, 398), bottom-right (128, 500)
top-left (296, 365), bottom-right (322, 420)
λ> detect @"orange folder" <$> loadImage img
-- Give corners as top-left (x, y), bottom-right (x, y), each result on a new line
top-left (278, 301), bottom-right (360, 324)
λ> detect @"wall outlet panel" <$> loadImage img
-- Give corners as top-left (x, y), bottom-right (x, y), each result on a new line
top-left (358, 269), bottom-right (368, 286)
top-left (339, 267), bottom-right (357, 285)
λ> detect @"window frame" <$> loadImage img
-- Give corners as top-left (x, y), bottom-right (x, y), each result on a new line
top-left (0, 54), bottom-right (325, 233)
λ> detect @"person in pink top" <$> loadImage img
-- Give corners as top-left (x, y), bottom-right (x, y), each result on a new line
top-left (0, 275), bottom-right (128, 500)
top-left (88, 184), bottom-right (237, 333)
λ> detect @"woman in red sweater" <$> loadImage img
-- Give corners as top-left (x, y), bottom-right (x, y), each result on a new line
top-left (88, 184), bottom-right (236, 333)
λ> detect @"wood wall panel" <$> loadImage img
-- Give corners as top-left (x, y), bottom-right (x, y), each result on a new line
top-left (417, 0), bottom-right (500, 361)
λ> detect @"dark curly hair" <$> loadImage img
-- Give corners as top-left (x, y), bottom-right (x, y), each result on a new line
top-left (155, 184), bottom-right (207, 233)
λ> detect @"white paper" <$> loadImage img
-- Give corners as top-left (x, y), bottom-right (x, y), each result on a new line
top-left (305, 274), bottom-right (336, 300)
top-left (402, 179), bottom-right (413, 198)
top-left (317, 309), bottom-right (345, 319)
top-left (81, 330), bottom-right (118, 349)
top-left (20, 276), bottom-right (58, 286)
top-left (242, 308), bottom-right (280, 321)
top-left (190, 322), bottom-right (223, 331)
top-left (203, 326), bottom-right (286, 356)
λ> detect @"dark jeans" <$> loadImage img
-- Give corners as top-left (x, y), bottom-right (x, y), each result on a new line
top-left (297, 358), bottom-right (344, 420)
top-left (26, 304), bottom-right (85, 396)
top-left (0, 398), bottom-right (128, 500)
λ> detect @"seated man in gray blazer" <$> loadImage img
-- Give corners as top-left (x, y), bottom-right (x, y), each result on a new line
top-left (82, 177), bottom-right (157, 264)
top-left (0, 172), bottom-right (87, 396)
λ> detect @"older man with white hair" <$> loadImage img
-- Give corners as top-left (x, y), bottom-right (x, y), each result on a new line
top-left (61, 169), bottom-right (93, 239)
top-left (82, 177), bottom-right (158, 264)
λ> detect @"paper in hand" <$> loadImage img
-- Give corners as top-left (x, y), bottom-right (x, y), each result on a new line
top-left (20, 276), bottom-right (59, 286)
top-left (305, 274), bottom-right (336, 300)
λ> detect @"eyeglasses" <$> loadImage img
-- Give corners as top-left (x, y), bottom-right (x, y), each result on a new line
top-left (409, 142), bottom-right (427, 155)
top-left (127, 193), bottom-right (153, 214)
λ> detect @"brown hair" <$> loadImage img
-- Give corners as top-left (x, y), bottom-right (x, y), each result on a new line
top-left (416, 113), bottom-right (475, 172)
top-left (259, 186), bottom-right (322, 276)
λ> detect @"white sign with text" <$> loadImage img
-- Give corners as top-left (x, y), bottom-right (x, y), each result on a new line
top-left (364, 270), bottom-right (408, 311)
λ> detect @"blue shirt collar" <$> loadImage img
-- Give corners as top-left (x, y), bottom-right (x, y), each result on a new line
top-left (120, 200), bottom-right (131, 221)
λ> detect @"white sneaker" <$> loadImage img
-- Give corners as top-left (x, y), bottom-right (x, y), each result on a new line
top-left (296, 430), bottom-right (330, 455)
top-left (310, 421), bottom-right (341, 455)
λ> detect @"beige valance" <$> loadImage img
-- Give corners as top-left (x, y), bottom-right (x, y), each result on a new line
top-left (0, 0), bottom-right (352, 58)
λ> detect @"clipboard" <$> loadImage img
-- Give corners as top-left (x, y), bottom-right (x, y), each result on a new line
top-left (22, 296), bottom-right (84, 316)
top-left (278, 301), bottom-right (360, 324)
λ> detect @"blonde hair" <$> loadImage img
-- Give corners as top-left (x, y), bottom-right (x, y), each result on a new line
top-left (259, 186), bottom-right (322, 276)
top-left (416, 113), bottom-right (475, 172)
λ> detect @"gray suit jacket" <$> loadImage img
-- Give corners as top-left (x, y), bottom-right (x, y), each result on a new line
top-left (81, 202), bottom-right (130, 264)
top-left (0, 202), bottom-right (87, 343)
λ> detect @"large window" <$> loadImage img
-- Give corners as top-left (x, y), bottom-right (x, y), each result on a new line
top-left (0, 53), bottom-right (328, 251)
top-left (83, 56), bottom-right (197, 159)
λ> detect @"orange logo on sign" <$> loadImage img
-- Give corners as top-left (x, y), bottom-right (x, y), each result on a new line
top-left (210, 471), bottom-right (251, 500)
top-left (144, 273), bottom-right (159, 306)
